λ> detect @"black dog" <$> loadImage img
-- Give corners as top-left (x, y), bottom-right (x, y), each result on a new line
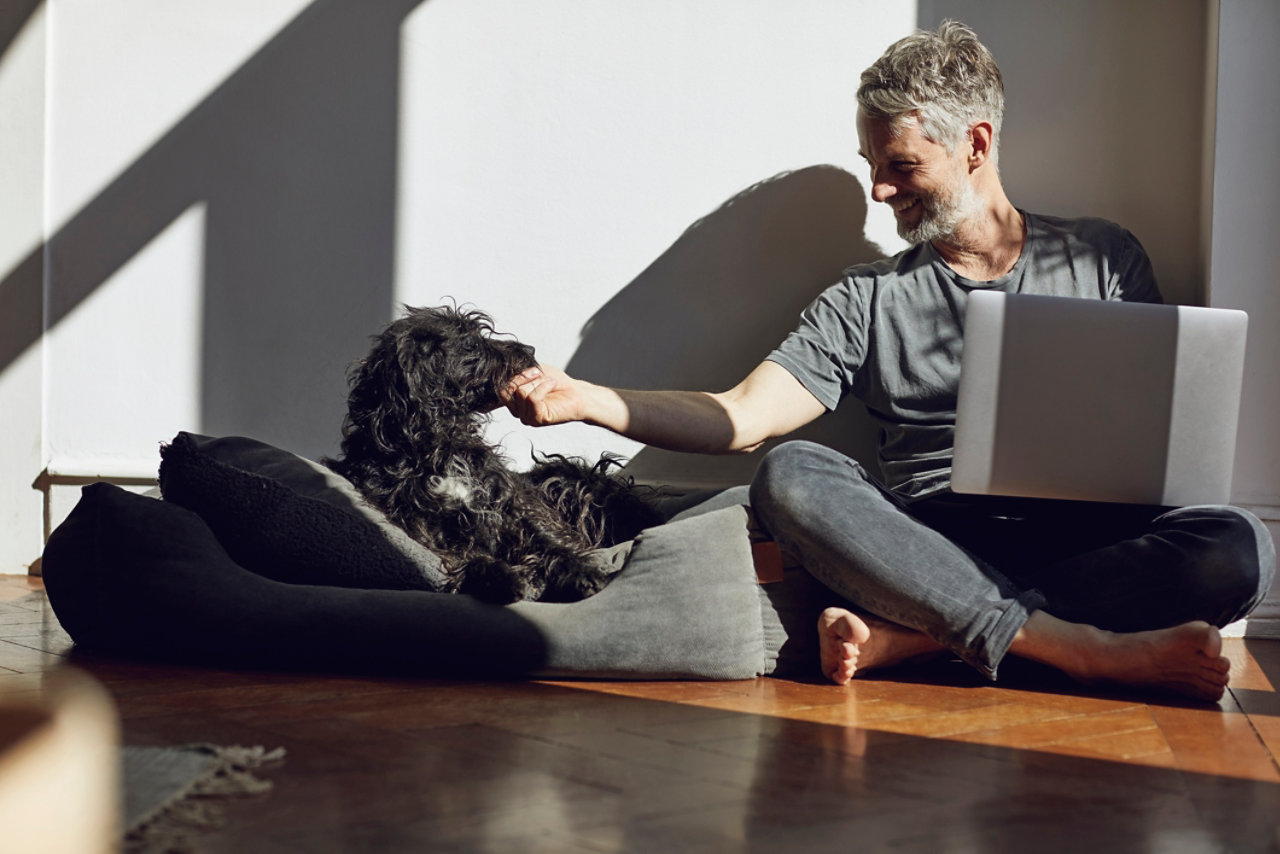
top-left (326, 305), bottom-right (662, 604)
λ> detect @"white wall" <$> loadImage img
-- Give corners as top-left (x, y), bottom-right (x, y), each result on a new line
top-left (394, 0), bottom-right (915, 484)
top-left (42, 0), bottom-right (317, 472)
top-left (1209, 0), bottom-right (1280, 509)
top-left (1208, 0), bottom-right (1280, 634)
top-left (0, 1), bottom-right (47, 575)
top-left (2, 0), bottom-right (1276, 604)
top-left (395, 0), bottom-right (1213, 486)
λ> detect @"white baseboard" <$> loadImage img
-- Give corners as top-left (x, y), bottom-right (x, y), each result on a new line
top-left (1240, 503), bottom-right (1280, 523)
top-left (1241, 505), bottom-right (1280, 637)
top-left (1243, 600), bottom-right (1280, 638)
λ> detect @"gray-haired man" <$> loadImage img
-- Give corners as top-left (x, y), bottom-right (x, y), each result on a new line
top-left (506, 22), bottom-right (1274, 700)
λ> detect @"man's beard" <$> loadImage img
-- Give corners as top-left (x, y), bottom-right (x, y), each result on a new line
top-left (897, 176), bottom-right (980, 245)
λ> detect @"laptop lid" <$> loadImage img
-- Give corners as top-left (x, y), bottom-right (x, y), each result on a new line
top-left (951, 291), bottom-right (1248, 506)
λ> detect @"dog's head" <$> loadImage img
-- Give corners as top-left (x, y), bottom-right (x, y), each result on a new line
top-left (345, 304), bottom-right (537, 430)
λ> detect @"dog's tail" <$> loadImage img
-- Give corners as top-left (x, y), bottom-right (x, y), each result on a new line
top-left (526, 453), bottom-right (664, 548)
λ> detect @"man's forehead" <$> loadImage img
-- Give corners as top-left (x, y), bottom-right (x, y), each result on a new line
top-left (857, 108), bottom-right (920, 134)
top-left (856, 111), bottom-right (930, 157)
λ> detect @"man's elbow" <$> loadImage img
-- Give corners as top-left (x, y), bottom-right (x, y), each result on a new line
top-left (722, 421), bottom-right (771, 455)
top-left (704, 394), bottom-right (773, 455)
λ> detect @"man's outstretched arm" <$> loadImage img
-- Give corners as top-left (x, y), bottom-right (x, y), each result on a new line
top-left (504, 360), bottom-right (827, 455)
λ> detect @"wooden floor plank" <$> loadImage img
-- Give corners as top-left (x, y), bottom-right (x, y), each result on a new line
top-left (2, 576), bottom-right (1279, 853)
top-left (1149, 702), bottom-right (1280, 782)
top-left (947, 705), bottom-right (1163, 752)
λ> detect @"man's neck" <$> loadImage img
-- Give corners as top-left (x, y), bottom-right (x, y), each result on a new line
top-left (932, 196), bottom-right (1025, 282)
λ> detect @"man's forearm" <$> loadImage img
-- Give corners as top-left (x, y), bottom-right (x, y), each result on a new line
top-left (505, 361), bottom-right (821, 454)
top-left (579, 384), bottom-right (750, 455)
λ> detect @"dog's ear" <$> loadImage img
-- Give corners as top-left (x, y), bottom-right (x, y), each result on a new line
top-left (398, 331), bottom-right (445, 397)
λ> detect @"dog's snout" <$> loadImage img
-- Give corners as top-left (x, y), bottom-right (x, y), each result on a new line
top-left (503, 340), bottom-right (538, 373)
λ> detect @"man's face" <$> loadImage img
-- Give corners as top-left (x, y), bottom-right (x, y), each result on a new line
top-left (856, 110), bottom-right (977, 244)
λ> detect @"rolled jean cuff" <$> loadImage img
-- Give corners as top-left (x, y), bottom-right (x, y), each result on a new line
top-left (966, 588), bottom-right (1046, 681)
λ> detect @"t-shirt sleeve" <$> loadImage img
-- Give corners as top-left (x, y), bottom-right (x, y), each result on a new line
top-left (1107, 228), bottom-right (1163, 304)
top-left (765, 276), bottom-right (870, 411)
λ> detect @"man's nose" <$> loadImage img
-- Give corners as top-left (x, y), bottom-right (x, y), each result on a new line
top-left (870, 174), bottom-right (897, 203)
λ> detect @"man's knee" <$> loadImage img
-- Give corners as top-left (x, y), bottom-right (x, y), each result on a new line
top-left (747, 445), bottom-right (880, 530)
top-left (1165, 505), bottom-right (1276, 623)
top-left (749, 440), bottom-right (874, 516)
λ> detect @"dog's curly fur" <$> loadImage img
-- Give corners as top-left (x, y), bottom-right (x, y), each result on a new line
top-left (326, 304), bottom-right (662, 604)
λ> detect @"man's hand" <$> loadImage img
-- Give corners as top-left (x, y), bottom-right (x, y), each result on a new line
top-left (503, 365), bottom-right (589, 427)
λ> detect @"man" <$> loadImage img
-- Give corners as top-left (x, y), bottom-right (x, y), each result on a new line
top-left (505, 21), bottom-right (1274, 701)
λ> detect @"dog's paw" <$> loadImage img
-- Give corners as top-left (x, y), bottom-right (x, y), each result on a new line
top-left (455, 557), bottom-right (540, 604)
top-left (538, 563), bottom-right (613, 603)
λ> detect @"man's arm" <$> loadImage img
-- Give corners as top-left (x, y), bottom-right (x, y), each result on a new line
top-left (504, 360), bottom-right (828, 454)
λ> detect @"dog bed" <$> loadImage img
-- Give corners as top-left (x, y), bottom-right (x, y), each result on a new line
top-left (41, 433), bottom-right (837, 680)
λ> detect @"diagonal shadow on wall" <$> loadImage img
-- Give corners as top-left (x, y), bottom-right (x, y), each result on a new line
top-left (6, 1), bottom-right (888, 480)
top-left (0, 0), bottom-right (39, 58)
top-left (0, 0), bottom-right (47, 394)
top-left (1, 0), bottom-right (427, 461)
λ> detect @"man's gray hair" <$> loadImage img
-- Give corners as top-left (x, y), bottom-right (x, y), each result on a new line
top-left (857, 20), bottom-right (1004, 160)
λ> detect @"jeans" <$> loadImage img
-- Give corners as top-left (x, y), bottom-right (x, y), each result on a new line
top-left (749, 441), bottom-right (1277, 680)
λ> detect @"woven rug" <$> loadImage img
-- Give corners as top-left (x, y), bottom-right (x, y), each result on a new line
top-left (122, 744), bottom-right (285, 853)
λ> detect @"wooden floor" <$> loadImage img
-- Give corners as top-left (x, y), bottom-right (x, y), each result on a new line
top-left (2, 574), bottom-right (1279, 853)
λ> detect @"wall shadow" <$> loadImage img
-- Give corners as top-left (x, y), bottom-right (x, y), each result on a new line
top-left (0, 0), bottom-right (40, 60)
top-left (566, 165), bottom-right (887, 487)
top-left (4, 0), bottom-right (428, 461)
top-left (0, 0), bottom-right (46, 384)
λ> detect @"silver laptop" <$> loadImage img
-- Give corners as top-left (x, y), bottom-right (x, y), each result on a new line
top-left (951, 291), bottom-right (1248, 506)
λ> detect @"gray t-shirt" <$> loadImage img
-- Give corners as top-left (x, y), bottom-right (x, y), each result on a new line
top-left (767, 212), bottom-right (1162, 501)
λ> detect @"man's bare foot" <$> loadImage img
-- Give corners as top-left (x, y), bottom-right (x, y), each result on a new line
top-left (817, 607), bottom-right (946, 685)
top-left (1079, 621), bottom-right (1231, 701)
top-left (1012, 614), bottom-right (1231, 702)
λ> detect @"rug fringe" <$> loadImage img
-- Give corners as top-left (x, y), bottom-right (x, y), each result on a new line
top-left (125, 744), bottom-right (285, 854)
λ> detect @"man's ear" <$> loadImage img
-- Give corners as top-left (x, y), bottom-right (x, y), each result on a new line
top-left (967, 121), bottom-right (995, 171)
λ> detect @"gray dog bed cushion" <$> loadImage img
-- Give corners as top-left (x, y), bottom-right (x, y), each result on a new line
top-left (42, 479), bottom-right (779, 680)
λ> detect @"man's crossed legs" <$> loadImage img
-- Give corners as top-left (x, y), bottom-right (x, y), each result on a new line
top-left (749, 441), bottom-right (1276, 701)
